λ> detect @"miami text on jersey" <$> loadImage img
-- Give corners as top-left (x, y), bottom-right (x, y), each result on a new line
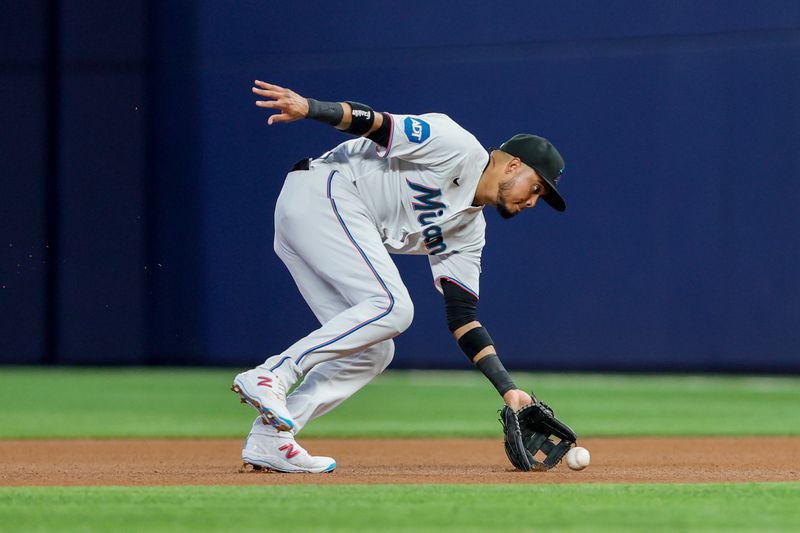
top-left (406, 179), bottom-right (447, 255)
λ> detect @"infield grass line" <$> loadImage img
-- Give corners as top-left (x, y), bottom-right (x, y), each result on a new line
top-left (0, 368), bottom-right (798, 438)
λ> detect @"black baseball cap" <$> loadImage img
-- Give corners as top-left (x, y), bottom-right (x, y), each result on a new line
top-left (498, 134), bottom-right (567, 212)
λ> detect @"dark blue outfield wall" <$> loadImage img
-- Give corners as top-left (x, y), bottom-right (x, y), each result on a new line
top-left (2, 2), bottom-right (800, 372)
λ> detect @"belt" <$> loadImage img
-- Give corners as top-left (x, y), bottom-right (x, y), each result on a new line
top-left (289, 158), bottom-right (312, 172)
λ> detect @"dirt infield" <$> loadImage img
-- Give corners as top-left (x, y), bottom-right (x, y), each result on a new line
top-left (2, 437), bottom-right (799, 486)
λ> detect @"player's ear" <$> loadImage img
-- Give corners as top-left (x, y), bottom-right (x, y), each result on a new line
top-left (506, 157), bottom-right (522, 174)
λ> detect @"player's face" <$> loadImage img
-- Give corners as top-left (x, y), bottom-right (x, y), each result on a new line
top-left (496, 166), bottom-right (547, 219)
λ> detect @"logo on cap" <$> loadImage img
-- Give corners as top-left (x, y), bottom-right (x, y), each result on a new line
top-left (404, 117), bottom-right (430, 144)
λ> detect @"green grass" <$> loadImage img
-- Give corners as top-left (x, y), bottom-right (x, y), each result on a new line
top-left (1, 369), bottom-right (798, 532)
top-left (0, 368), bottom-right (798, 438)
top-left (1, 483), bottom-right (798, 533)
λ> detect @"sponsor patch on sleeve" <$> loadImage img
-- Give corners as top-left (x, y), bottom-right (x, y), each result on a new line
top-left (403, 116), bottom-right (430, 144)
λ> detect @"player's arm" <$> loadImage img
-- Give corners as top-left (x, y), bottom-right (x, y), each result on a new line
top-left (252, 80), bottom-right (391, 146)
top-left (441, 280), bottom-right (534, 412)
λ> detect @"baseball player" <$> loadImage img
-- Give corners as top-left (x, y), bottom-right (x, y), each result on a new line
top-left (232, 81), bottom-right (568, 473)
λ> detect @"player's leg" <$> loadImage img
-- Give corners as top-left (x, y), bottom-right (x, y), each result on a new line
top-left (233, 167), bottom-right (412, 432)
top-left (266, 168), bottom-right (413, 385)
top-left (239, 170), bottom-right (397, 469)
top-left (269, 246), bottom-right (396, 432)
top-left (242, 259), bottom-right (394, 468)
top-left (239, 249), bottom-right (347, 473)
top-left (243, 339), bottom-right (393, 453)
top-left (286, 339), bottom-right (394, 433)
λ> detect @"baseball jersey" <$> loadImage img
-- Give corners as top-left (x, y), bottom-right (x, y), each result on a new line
top-left (316, 113), bottom-right (490, 298)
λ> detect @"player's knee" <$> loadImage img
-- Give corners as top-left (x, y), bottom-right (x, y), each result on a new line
top-left (373, 340), bottom-right (395, 372)
top-left (382, 342), bottom-right (396, 367)
top-left (388, 294), bottom-right (414, 335)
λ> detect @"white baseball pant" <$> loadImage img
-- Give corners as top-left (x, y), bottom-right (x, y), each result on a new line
top-left (258, 163), bottom-right (414, 433)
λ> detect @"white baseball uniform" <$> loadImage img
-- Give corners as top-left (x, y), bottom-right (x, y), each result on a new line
top-left (258, 113), bottom-right (490, 433)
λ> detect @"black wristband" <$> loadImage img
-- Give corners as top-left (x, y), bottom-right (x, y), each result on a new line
top-left (457, 326), bottom-right (494, 362)
top-left (306, 98), bottom-right (344, 127)
top-left (367, 112), bottom-right (392, 147)
top-left (344, 101), bottom-right (375, 136)
top-left (475, 354), bottom-right (516, 396)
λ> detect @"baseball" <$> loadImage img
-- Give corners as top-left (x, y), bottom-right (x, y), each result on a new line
top-left (565, 446), bottom-right (590, 470)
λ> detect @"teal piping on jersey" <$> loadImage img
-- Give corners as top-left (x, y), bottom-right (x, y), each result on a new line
top-left (375, 113), bottom-right (395, 159)
top-left (436, 275), bottom-right (479, 300)
top-left (270, 170), bottom-right (396, 372)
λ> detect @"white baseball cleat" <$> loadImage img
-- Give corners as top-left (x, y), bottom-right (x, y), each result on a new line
top-left (231, 368), bottom-right (295, 432)
top-left (242, 425), bottom-right (336, 474)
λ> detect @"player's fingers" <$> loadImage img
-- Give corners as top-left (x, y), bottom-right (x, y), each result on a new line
top-left (254, 80), bottom-right (283, 90)
top-left (272, 112), bottom-right (301, 124)
top-left (255, 100), bottom-right (281, 108)
top-left (267, 113), bottom-right (291, 125)
top-left (252, 87), bottom-right (281, 98)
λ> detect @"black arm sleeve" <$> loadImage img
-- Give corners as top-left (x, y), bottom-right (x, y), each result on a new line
top-left (443, 280), bottom-right (514, 396)
top-left (476, 355), bottom-right (516, 396)
top-left (442, 279), bottom-right (477, 332)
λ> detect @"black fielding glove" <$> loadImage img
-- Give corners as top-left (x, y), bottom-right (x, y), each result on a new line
top-left (499, 398), bottom-right (577, 471)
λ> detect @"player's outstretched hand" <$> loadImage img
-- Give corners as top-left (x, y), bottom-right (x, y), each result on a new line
top-left (252, 80), bottom-right (309, 125)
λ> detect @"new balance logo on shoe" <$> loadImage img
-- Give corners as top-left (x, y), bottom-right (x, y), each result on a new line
top-left (257, 376), bottom-right (273, 388)
top-left (279, 443), bottom-right (300, 459)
